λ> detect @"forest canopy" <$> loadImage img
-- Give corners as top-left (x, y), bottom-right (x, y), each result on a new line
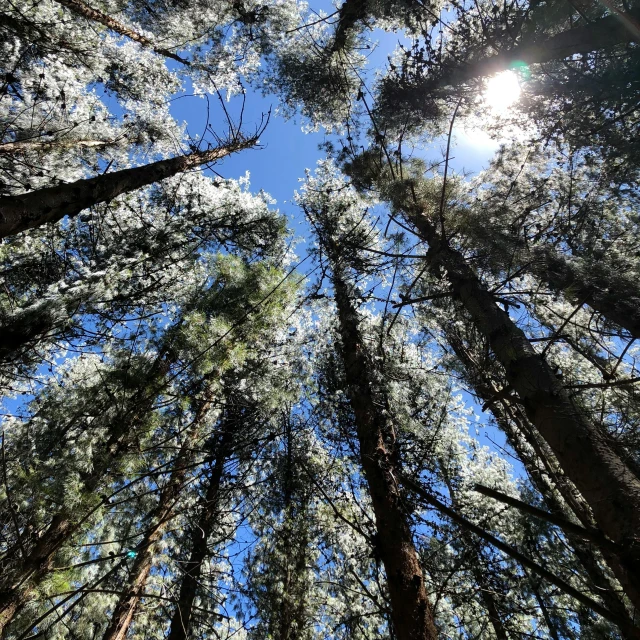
top-left (1, 0), bottom-right (640, 638)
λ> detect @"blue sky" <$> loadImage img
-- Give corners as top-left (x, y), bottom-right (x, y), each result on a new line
top-left (167, 41), bottom-right (521, 478)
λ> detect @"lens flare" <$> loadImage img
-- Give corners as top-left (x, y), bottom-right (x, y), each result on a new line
top-left (484, 70), bottom-right (521, 113)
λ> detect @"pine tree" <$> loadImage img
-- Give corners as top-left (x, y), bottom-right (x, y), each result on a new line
top-left (299, 162), bottom-right (439, 640)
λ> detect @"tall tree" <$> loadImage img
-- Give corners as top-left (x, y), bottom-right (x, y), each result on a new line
top-left (299, 162), bottom-right (439, 640)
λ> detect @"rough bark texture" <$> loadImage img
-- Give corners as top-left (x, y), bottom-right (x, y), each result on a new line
top-left (166, 429), bottom-right (231, 640)
top-left (0, 138), bottom-right (255, 239)
top-left (441, 467), bottom-right (510, 640)
top-left (407, 209), bottom-right (640, 612)
top-left (328, 247), bottom-right (438, 640)
top-left (52, 0), bottom-right (191, 65)
top-left (102, 392), bottom-right (215, 640)
top-left (0, 303), bottom-right (61, 364)
top-left (331, 0), bottom-right (368, 52)
top-left (477, 580), bottom-right (509, 640)
top-left (448, 340), bottom-right (640, 639)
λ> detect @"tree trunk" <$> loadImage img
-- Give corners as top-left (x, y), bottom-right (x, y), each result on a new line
top-left (331, 0), bottom-right (368, 52)
top-left (443, 328), bottom-right (640, 639)
top-left (440, 466), bottom-right (509, 640)
top-left (101, 391), bottom-right (215, 640)
top-left (0, 138), bottom-right (255, 239)
top-left (0, 301), bottom-right (66, 364)
top-left (0, 359), bottom-right (169, 633)
top-left (52, 0), bottom-right (191, 65)
top-left (405, 208), bottom-right (640, 611)
top-left (477, 581), bottom-right (509, 640)
top-left (0, 139), bottom-right (117, 155)
top-left (529, 245), bottom-right (640, 339)
top-left (328, 246), bottom-right (438, 640)
top-left (443, 8), bottom-right (640, 86)
top-left (166, 428), bottom-right (232, 640)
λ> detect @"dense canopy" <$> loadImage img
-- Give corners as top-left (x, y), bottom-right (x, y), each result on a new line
top-left (1, 0), bottom-right (640, 638)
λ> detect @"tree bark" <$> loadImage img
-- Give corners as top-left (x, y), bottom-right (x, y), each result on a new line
top-left (448, 329), bottom-right (639, 637)
top-left (52, 0), bottom-right (191, 65)
top-left (331, 0), bottom-right (368, 52)
top-left (0, 139), bottom-right (117, 155)
top-left (327, 244), bottom-right (438, 640)
top-left (529, 245), bottom-right (640, 339)
top-left (440, 466), bottom-right (510, 640)
top-left (166, 428), bottom-right (232, 640)
top-left (405, 208), bottom-right (640, 612)
top-left (101, 391), bottom-right (215, 640)
top-left (477, 580), bottom-right (509, 640)
top-left (400, 473), bottom-right (625, 626)
top-left (0, 301), bottom-right (65, 364)
top-left (0, 138), bottom-right (255, 239)
top-left (442, 9), bottom-right (640, 86)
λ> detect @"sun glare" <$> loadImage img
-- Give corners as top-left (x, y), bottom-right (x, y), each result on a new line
top-left (484, 70), bottom-right (521, 113)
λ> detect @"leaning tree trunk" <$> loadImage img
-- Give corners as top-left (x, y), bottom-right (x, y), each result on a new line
top-left (528, 245), bottom-right (640, 340)
top-left (166, 427), bottom-right (233, 640)
top-left (402, 205), bottom-right (640, 612)
top-left (440, 8), bottom-right (640, 86)
top-left (52, 0), bottom-right (191, 64)
top-left (0, 357), bottom-right (169, 633)
top-left (439, 466), bottom-right (509, 640)
top-left (0, 299), bottom-right (70, 365)
top-left (327, 243), bottom-right (438, 640)
top-left (101, 389), bottom-right (215, 640)
top-left (330, 0), bottom-right (368, 52)
top-left (0, 137), bottom-right (256, 239)
top-left (0, 138), bottom-right (119, 155)
top-left (443, 328), bottom-right (639, 639)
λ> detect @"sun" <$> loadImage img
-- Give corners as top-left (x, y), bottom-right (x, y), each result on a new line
top-left (484, 70), bottom-right (521, 113)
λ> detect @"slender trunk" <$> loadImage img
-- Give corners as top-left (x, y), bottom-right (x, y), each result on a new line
top-left (447, 337), bottom-right (640, 639)
top-left (52, 0), bottom-right (191, 65)
top-left (0, 301), bottom-right (65, 364)
top-left (0, 138), bottom-right (255, 239)
top-left (406, 209), bottom-right (640, 611)
top-left (166, 428), bottom-right (232, 640)
top-left (274, 419), bottom-right (310, 640)
top-left (328, 248), bottom-right (438, 640)
top-left (0, 360), bottom-right (169, 633)
top-left (477, 580), bottom-right (508, 640)
top-left (443, 8), bottom-right (640, 86)
top-left (529, 245), bottom-right (640, 339)
top-left (441, 468), bottom-right (509, 640)
top-left (101, 391), bottom-right (215, 640)
top-left (0, 139), bottom-right (117, 155)
top-left (401, 474), bottom-right (625, 626)
top-left (528, 576), bottom-right (562, 640)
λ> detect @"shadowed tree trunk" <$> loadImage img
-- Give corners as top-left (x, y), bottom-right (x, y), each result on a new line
top-left (0, 138), bottom-right (118, 155)
top-left (324, 236), bottom-right (438, 640)
top-left (0, 137), bottom-right (256, 239)
top-left (443, 328), bottom-right (640, 639)
top-left (166, 426), bottom-right (233, 640)
top-left (528, 245), bottom-right (640, 339)
top-left (401, 202), bottom-right (640, 612)
top-left (330, 0), bottom-right (368, 52)
top-left (0, 357), bottom-right (169, 633)
top-left (439, 465), bottom-right (510, 640)
top-left (101, 389), bottom-right (216, 640)
top-left (441, 8), bottom-right (640, 86)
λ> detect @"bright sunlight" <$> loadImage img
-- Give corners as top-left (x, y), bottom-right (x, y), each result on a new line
top-left (484, 70), bottom-right (521, 112)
